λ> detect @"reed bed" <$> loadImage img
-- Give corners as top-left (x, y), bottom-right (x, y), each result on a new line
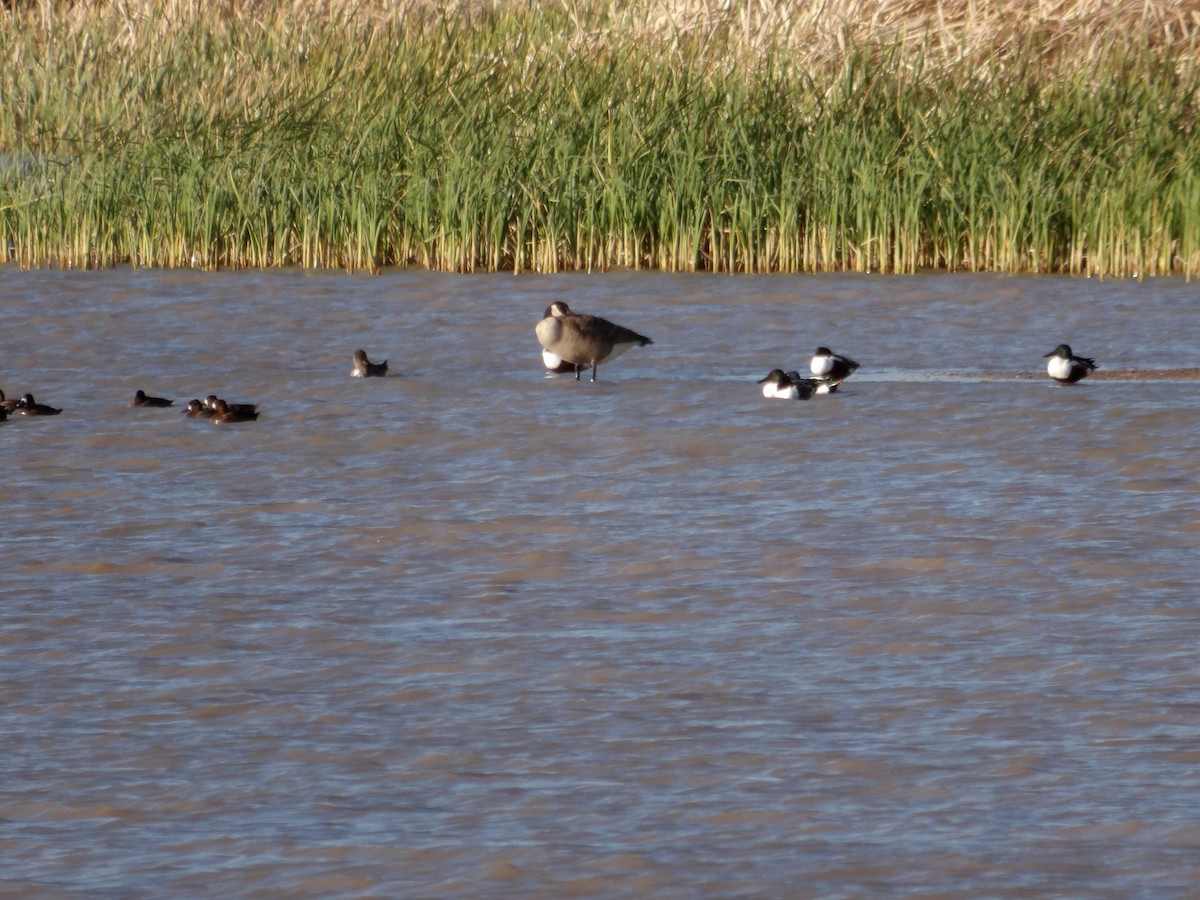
top-left (1, 0), bottom-right (1198, 274)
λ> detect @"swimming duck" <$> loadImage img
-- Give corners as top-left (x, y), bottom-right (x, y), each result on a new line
top-left (759, 369), bottom-right (816, 400)
top-left (351, 349), bottom-right (388, 377)
top-left (204, 395), bottom-right (258, 417)
top-left (15, 393), bottom-right (62, 416)
top-left (1044, 344), bottom-right (1098, 384)
top-left (810, 347), bottom-right (860, 387)
top-left (130, 389), bottom-right (173, 408)
top-left (784, 371), bottom-right (838, 395)
top-left (183, 399), bottom-right (212, 418)
top-left (210, 398), bottom-right (260, 423)
top-left (535, 301), bottom-right (653, 382)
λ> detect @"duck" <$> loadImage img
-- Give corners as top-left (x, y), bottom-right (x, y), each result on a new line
top-left (759, 369), bottom-right (816, 400)
top-left (130, 389), bottom-right (173, 408)
top-left (209, 398), bottom-right (260, 423)
top-left (1044, 344), bottom-right (1098, 384)
top-left (351, 349), bottom-right (388, 377)
top-left (784, 371), bottom-right (838, 395)
top-left (810, 346), bottom-right (860, 388)
top-left (535, 301), bottom-right (653, 382)
top-left (183, 399), bottom-right (212, 418)
top-left (0, 390), bottom-right (21, 413)
top-left (15, 393), bottom-right (62, 415)
top-left (204, 395), bottom-right (258, 417)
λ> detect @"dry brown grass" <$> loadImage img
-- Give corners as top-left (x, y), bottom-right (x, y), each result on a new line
top-left (16, 0), bottom-right (1200, 73)
top-left (591, 0), bottom-right (1200, 80)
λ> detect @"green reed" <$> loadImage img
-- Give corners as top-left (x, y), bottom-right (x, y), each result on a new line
top-left (1, 4), bottom-right (1197, 275)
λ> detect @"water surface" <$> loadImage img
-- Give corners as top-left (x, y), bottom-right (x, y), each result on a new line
top-left (2, 268), bottom-right (1199, 896)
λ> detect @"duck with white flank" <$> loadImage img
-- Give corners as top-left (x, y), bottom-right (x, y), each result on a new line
top-left (810, 346), bottom-right (860, 389)
top-left (1044, 344), bottom-right (1098, 384)
top-left (759, 369), bottom-right (817, 400)
top-left (351, 349), bottom-right (389, 378)
top-left (535, 301), bottom-right (653, 382)
top-left (785, 371), bottom-right (838, 395)
top-left (15, 393), bottom-right (62, 416)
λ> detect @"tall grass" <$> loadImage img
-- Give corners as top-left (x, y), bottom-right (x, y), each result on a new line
top-left (1, 1), bottom-right (1197, 275)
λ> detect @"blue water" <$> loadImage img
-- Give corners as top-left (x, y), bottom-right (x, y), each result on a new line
top-left (2, 267), bottom-right (1199, 896)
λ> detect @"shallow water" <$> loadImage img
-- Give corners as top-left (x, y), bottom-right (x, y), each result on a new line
top-left (2, 267), bottom-right (1199, 897)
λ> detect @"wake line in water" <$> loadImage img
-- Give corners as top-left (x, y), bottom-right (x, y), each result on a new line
top-left (832, 369), bottom-right (1200, 383)
top-left (709, 369), bottom-right (1200, 385)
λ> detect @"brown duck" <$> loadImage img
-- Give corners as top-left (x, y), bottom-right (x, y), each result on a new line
top-left (351, 349), bottom-right (389, 377)
top-left (130, 389), bottom-right (173, 408)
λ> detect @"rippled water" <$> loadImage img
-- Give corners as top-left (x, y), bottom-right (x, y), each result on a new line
top-left (3, 267), bottom-right (1199, 896)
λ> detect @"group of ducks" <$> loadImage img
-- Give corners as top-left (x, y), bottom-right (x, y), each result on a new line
top-left (180, 396), bottom-right (261, 423)
top-left (756, 342), bottom-right (1098, 397)
top-left (0, 347), bottom-right (384, 426)
top-left (1, 346), bottom-right (393, 425)
top-left (757, 346), bottom-right (860, 399)
top-left (139, 392), bottom-right (261, 423)
top-left (0, 387), bottom-right (260, 423)
top-left (133, 392), bottom-right (261, 423)
top-left (0, 390), bottom-right (63, 419)
top-left (532, 301), bottom-right (1100, 394)
top-left (0, 306), bottom-right (1101, 424)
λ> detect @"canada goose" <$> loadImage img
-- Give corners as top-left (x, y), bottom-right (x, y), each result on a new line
top-left (534, 301), bottom-right (653, 382)
top-left (541, 348), bottom-right (582, 375)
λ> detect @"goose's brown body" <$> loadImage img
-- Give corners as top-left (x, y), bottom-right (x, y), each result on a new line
top-left (534, 301), bottom-right (652, 382)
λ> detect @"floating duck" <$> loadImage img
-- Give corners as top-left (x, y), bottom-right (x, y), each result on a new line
top-left (130, 389), bottom-right (173, 408)
top-left (351, 349), bottom-right (389, 378)
top-left (759, 369), bottom-right (817, 400)
top-left (810, 346), bottom-right (860, 389)
top-left (15, 393), bottom-right (62, 416)
top-left (1044, 344), bottom-right (1098, 384)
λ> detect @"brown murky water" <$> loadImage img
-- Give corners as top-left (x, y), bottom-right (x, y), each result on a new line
top-left (3, 267), bottom-right (1199, 896)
